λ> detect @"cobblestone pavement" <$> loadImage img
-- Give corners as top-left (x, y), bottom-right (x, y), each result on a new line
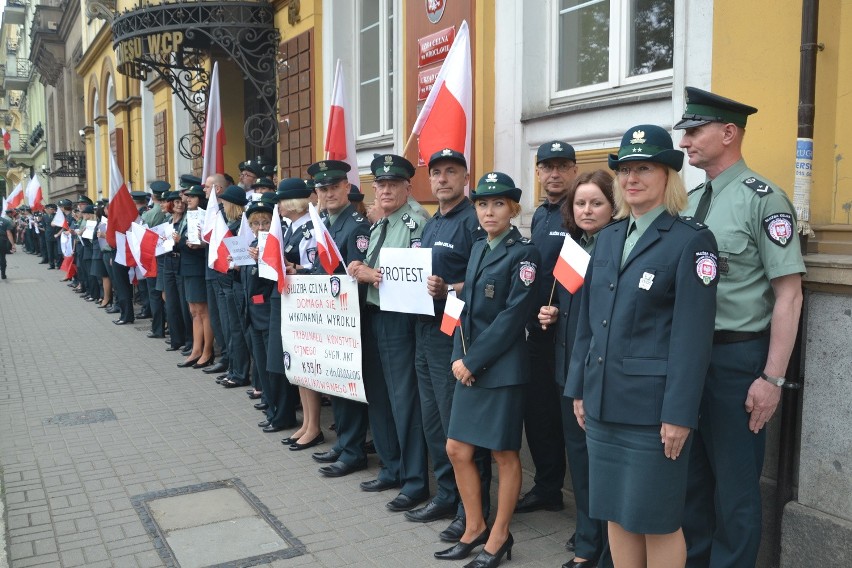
top-left (0, 253), bottom-right (577, 567)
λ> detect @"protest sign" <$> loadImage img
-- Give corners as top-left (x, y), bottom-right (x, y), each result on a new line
top-left (185, 209), bottom-right (204, 244)
top-left (378, 247), bottom-right (434, 315)
top-left (223, 236), bottom-right (254, 266)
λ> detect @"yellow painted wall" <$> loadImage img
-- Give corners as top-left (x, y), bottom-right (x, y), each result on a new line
top-left (474, 1), bottom-right (495, 174)
top-left (827, 2), bottom-right (852, 224)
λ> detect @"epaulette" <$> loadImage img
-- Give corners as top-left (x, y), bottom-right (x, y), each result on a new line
top-left (351, 211), bottom-right (366, 222)
top-left (677, 216), bottom-right (708, 231)
top-left (742, 177), bottom-right (773, 197)
top-left (688, 183), bottom-right (705, 196)
top-left (401, 213), bottom-right (418, 231)
top-left (505, 236), bottom-right (532, 247)
top-left (301, 224), bottom-right (312, 239)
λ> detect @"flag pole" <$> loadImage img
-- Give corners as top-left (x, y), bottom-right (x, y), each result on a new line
top-left (401, 131), bottom-right (417, 161)
top-left (459, 323), bottom-right (467, 355)
top-left (547, 278), bottom-right (557, 307)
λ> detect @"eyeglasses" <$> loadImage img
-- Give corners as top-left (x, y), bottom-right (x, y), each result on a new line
top-left (616, 164), bottom-right (658, 177)
top-left (250, 221), bottom-right (271, 229)
top-left (538, 162), bottom-right (575, 173)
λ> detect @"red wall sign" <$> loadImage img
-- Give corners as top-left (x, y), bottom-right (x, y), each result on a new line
top-left (418, 26), bottom-right (455, 68)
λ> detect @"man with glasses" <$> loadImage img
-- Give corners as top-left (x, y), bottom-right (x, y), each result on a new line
top-left (237, 159), bottom-right (263, 200)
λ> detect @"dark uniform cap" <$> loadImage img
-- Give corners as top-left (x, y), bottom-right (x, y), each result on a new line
top-left (58, 198), bottom-right (73, 207)
top-left (536, 141), bottom-right (576, 164)
top-left (98, 198), bottom-right (109, 206)
top-left (251, 177), bottom-right (276, 190)
top-left (276, 177), bottom-right (311, 200)
top-left (150, 180), bottom-right (171, 194)
top-left (259, 192), bottom-right (280, 206)
top-left (179, 174), bottom-right (201, 189)
top-left (472, 172), bottom-right (522, 202)
top-left (607, 124), bottom-right (684, 172)
top-left (262, 164), bottom-right (277, 176)
top-left (238, 159), bottom-right (264, 177)
top-left (165, 191), bottom-right (182, 201)
top-left (305, 179), bottom-right (316, 192)
top-left (45, 203), bottom-right (57, 210)
top-left (76, 194), bottom-right (94, 204)
top-left (130, 191), bottom-right (150, 201)
top-left (428, 148), bottom-right (467, 169)
top-left (184, 185), bottom-right (206, 198)
top-left (246, 200), bottom-right (275, 217)
top-left (371, 154), bottom-right (415, 181)
top-left (348, 184), bottom-right (364, 202)
top-left (307, 160), bottom-right (351, 187)
top-left (674, 86), bottom-right (758, 130)
top-left (82, 205), bottom-right (95, 214)
top-left (219, 185), bottom-right (249, 206)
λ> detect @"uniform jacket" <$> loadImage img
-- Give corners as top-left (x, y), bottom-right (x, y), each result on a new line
top-left (565, 211), bottom-right (718, 428)
top-left (243, 238), bottom-right (274, 331)
top-left (312, 204), bottom-right (371, 273)
top-left (452, 226), bottom-right (541, 388)
top-left (177, 219), bottom-right (206, 277)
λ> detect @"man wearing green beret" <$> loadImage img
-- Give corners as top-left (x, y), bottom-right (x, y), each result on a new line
top-left (675, 87), bottom-right (806, 568)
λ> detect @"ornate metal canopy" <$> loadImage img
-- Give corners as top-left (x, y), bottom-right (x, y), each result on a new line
top-left (110, 1), bottom-right (279, 159)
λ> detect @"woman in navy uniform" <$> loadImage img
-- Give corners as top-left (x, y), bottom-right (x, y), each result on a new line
top-left (565, 125), bottom-right (718, 568)
top-left (438, 172), bottom-right (540, 567)
top-left (162, 192), bottom-right (187, 352)
top-left (538, 169), bottom-right (615, 568)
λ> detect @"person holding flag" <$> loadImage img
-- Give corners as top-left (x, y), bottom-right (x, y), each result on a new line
top-left (43, 203), bottom-right (59, 269)
top-left (304, 160), bottom-right (373, 478)
top-left (0, 206), bottom-right (15, 279)
top-left (538, 169), bottom-right (615, 568)
top-left (438, 172), bottom-right (540, 566)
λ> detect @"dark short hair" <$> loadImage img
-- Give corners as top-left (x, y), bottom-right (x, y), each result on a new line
top-left (560, 169), bottom-right (616, 239)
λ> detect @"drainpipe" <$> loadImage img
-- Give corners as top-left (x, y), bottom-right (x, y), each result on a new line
top-left (775, 2), bottom-right (819, 566)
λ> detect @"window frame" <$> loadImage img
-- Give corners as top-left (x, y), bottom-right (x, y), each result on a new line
top-left (355, 0), bottom-right (395, 142)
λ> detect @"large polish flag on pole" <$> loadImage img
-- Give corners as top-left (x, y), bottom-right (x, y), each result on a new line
top-left (105, 149), bottom-right (138, 248)
top-left (411, 20), bottom-right (472, 169)
top-left (25, 175), bottom-right (44, 212)
top-left (201, 61), bottom-right (225, 184)
top-left (6, 181), bottom-right (23, 209)
top-left (324, 59), bottom-right (359, 185)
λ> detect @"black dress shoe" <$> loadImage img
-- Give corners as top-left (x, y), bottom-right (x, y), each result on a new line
top-left (135, 312), bottom-right (151, 319)
top-left (364, 440), bottom-right (377, 454)
top-left (263, 424), bottom-right (286, 433)
top-left (289, 432), bottom-right (324, 450)
top-left (165, 346), bottom-right (182, 352)
top-left (113, 320), bottom-right (129, 325)
top-left (386, 493), bottom-right (426, 512)
top-left (405, 500), bottom-right (457, 523)
top-left (434, 528), bottom-right (490, 560)
top-left (318, 459), bottom-right (367, 478)
top-left (147, 332), bottom-right (165, 339)
top-left (514, 491), bottom-right (564, 513)
top-left (177, 357), bottom-right (200, 368)
top-left (192, 359), bottom-right (214, 369)
top-left (180, 349), bottom-right (193, 357)
top-left (258, 420), bottom-right (270, 427)
top-left (440, 517), bottom-right (466, 543)
top-left (360, 478), bottom-right (400, 493)
top-left (565, 533), bottom-right (576, 552)
top-left (562, 558), bottom-right (597, 568)
top-left (248, 392), bottom-right (263, 400)
top-left (463, 533), bottom-right (513, 568)
top-left (312, 449), bottom-right (342, 464)
top-left (203, 361), bottom-right (229, 374)
top-left (254, 402), bottom-right (268, 411)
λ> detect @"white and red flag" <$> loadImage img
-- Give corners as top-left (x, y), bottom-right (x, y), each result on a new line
top-left (128, 223), bottom-right (160, 277)
top-left (308, 203), bottom-right (346, 275)
top-left (412, 20), bottom-right (472, 169)
top-left (440, 293), bottom-right (465, 336)
top-left (201, 61), bottom-right (225, 183)
top-left (553, 235), bottom-right (591, 294)
top-left (324, 59), bottom-right (359, 185)
top-left (51, 207), bottom-right (69, 229)
top-left (113, 232), bottom-right (137, 268)
top-left (260, 210), bottom-right (288, 293)
top-left (1, 128), bottom-right (11, 152)
top-left (201, 184), bottom-right (220, 243)
top-left (6, 181), bottom-right (23, 210)
top-left (60, 255), bottom-right (77, 278)
top-left (25, 175), bottom-right (44, 212)
top-left (105, 150), bottom-right (138, 248)
top-left (207, 208), bottom-right (233, 273)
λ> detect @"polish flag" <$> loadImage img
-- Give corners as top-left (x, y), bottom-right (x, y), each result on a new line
top-left (201, 184), bottom-right (220, 243)
top-left (308, 203), bottom-right (345, 275)
top-left (412, 20), bottom-right (472, 170)
top-left (60, 255), bottom-right (77, 278)
top-left (553, 235), bottom-right (591, 294)
top-left (114, 232), bottom-right (137, 267)
top-left (128, 223), bottom-right (160, 277)
top-left (6, 182), bottom-right (23, 209)
top-left (51, 207), bottom-right (69, 229)
top-left (235, 211), bottom-right (254, 249)
top-left (260, 211), bottom-right (287, 293)
top-left (324, 60), bottom-right (359, 185)
top-left (207, 211), bottom-right (233, 273)
top-left (1, 128), bottom-right (11, 152)
top-left (440, 293), bottom-right (465, 336)
top-left (201, 61), bottom-right (225, 183)
top-left (25, 175), bottom-right (44, 212)
top-left (106, 150), bottom-right (138, 248)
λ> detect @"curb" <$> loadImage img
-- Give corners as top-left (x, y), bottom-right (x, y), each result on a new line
top-left (0, 469), bottom-right (8, 568)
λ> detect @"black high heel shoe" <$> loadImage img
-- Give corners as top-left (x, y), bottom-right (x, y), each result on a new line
top-left (177, 357), bottom-right (200, 368)
top-left (463, 533), bottom-right (513, 568)
top-left (434, 528), bottom-right (490, 560)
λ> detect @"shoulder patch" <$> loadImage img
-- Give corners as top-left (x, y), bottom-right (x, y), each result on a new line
top-left (763, 212), bottom-right (794, 247)
top-left (743, 177), bottom-right (774, 196)
top-left (355, 234), bottom-right (369, 253)
top-left (694, 251), bottom-right (719, 287)
top-left (687, 182), bottom-right (706, 196)
top-left (519, 261), bottom-right (537, 286)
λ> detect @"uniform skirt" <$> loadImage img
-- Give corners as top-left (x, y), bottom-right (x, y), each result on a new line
top-left (585, 416), bottom-right (692, 534)
top-left (447, 382), bottom-right (524, 451)
top-left (183, 275), bottom-right (207, 303)
top-left (90, 256), bottom-right (107, 277)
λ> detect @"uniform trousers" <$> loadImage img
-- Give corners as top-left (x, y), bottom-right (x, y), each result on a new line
top-left (46, 235), bottom-right (57, 267)
top-left (162, 256), bottom-right (186, 349)
top-left (146, 276), bottom-right (164, 335)
top-left (206, 278), bottom-right (228, 365)
top-left (367, 309), bottom-right (429, 499)
top-left (249, 326), bottom-right (274, 422)
top-left (102, 251), bottom-right (116, 295)
top-left (329, 396), bottom-right (369, 466)
top-left (40, 231), bottom-right (48, 261)
top-left (234, 279), bottom-right (260, 390)
top-left (523, 329), bottom-right (567, 499)
top-left (267, 296), bottom-right (298, 427)
top-left (223, 276), bottom-right (250, 385)
top-left (112, 262), bottom-right (134, 322)
top-left (684, 336), bottom-right (770, 568)
top-left (137, 278), bottom-right (151, 316)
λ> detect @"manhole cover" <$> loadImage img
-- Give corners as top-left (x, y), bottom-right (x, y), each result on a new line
top-left (132, 479), bottom-right (305, 567)
top-left (44, 408), bottom-right (117, 426)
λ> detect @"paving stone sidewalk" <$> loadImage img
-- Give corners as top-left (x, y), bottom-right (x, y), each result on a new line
top-left (0, 253), bottom-right (577, 567)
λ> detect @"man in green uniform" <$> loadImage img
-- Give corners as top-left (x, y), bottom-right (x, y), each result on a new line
top-left (348, 154), bottom-right (430, 513)
top-left (675, 87), bottom-right (805, 568)
top-left (142, 181), bottom-right (170, 338)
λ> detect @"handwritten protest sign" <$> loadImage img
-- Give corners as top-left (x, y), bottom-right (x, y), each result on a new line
top-left (378, 247), bottom-right (434, 315)
top-left (280, 274), bottom-right (366, 403)
top-left (223, 236), bottom-right (253, 266)
top-left (150, 222), bottom-right (175, 255)
top-left (185, 209), bottom-right (204, 244)
top-left (81, 220), bottom-right (97, 240)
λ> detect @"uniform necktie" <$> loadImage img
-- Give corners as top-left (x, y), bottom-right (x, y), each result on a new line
top-left (366, 219), bottom-right (387, 268)
top-left (693, 182), bottom-right (713, 223)
top-left (621, 222), bottom-right (638, 268)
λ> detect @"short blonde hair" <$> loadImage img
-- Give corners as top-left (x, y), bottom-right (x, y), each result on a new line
top-left (279, 198), bottom-right (310, 215)
top-left (614, 166), bottom-right (687, 219)
top-left (222, 201), bottom-right (244, 223)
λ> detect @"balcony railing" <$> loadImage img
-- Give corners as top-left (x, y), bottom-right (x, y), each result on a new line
top-left (52, 150), bottom-right (87, 178)
top-left (4, 61), bottom-right (32, 91)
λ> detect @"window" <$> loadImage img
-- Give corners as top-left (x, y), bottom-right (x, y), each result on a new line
top-left (554, 0), bottom-right (674, 97)
top-left (357, 0), bottom-right (395, 139)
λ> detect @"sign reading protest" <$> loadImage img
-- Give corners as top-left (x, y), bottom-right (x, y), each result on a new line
top-left (378, 247), bottom-right (434, 315)
top-left (280, 275), bottom-right (366, 403)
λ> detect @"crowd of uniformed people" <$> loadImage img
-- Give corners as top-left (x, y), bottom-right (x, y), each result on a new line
top-left (1, 88), bottom-right (805, 568)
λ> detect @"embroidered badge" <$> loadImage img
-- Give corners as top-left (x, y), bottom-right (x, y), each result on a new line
top-left (763, 212), bottom-right (794, 247)
top-left (283, 352), bottom-right (291, 370)
top-left (410, 238), bottom-right (422, 248)
top-left (638, 272), bottom-right (655, 290)
top-left (441, 148), bottom-right (453, 156)
top-left (484, 283), bottom-right (495, 298)
top-left (318, 162), bottom-right (328, 171)
top-left (485, 172), bottom-right (498, 183)
top-left (694, 251), bottom-right (719, 286)
top-left (630, 130), bottom-right (646, 144)
top-left (307, 247), bottom-right (317, 264)
top-left (551, 142), bottom-right (563, 152)
top-left (330, 276), bottom-right (341, 298)
top-left (519, 261), bottom-right (537, 286)
top-left (356, 235), bottom-right (369, 252)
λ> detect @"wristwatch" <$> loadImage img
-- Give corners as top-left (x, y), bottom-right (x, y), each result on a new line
top-left (760, 372), bottom-right (786, 387)
top-left (447, 284), bottom-right (455, 294)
